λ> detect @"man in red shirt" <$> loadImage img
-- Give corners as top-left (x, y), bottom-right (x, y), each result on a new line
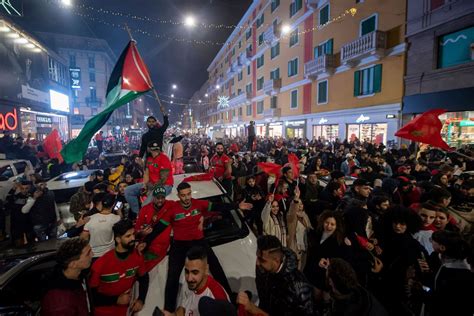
top-left (89, 219), bottom-right (149, 316)
top-left (95, 131), bottom-right (104, 153)
top-left (135, 185), bottom-right (172, 273)
top-left (125, 141), bottom-right (174, 215)
top-left (144, 182), bottom-right (252, 313)
top-left (210, 142), bottom-right (233, 195)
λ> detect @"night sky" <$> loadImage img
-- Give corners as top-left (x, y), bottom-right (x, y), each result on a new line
top-left (6, 0), bottom-right (252, 119)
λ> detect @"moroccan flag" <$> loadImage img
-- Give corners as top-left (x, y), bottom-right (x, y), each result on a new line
top-left (43, 129), bottom-right (63, 163)
top-left (183, 171), bottom-right (215, 183)
top-left (395, 109), bottom-right (451, 151)
top-left (287, 153), bottom-right (300, 179)
top-left (61, 41), bottom-right (152, 163)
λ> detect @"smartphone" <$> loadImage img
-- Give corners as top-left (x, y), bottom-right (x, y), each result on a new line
top-left (114, 201), bottom-right (123, 210)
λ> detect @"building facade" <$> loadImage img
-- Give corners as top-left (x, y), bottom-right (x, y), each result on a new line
top-left (404, 0), bottom-right (474, 148)
top-left (0, 18), bottom-right (71, 140)
top-left (192, 0), bottom-right (407, 144)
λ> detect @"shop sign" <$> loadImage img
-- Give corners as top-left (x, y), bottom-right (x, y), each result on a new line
top-left (69, 68), bottom-right (82, 89)
top-left (356, 114), bottom-right (370, 123)
top-left (319, 118), bottom-right (328, 124)
top-left (21, 85), bottom-right (50, 104)
top-left (460, 120), bottom-right (474, 127)
top-left (286, 120), bottom-right (306, 126)
top-left (36, 115), bottom-right (52, 125)
top-left (269, 122), bottom-right (282, 126)
top-left (0, 108), bottom-right (18, 131)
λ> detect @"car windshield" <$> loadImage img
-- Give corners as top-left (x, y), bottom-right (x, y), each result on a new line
top-left (199, 195), bottom-right (246, 246)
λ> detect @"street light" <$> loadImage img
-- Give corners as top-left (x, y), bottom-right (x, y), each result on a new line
top-left (281, 24), bottom-right (291, 34)
top-left (170, 101), bottom-right (174, 104)
top-left (198, 100), bottom-right (202, 103)
top-left (205, 93), bottom-right (209, 97)
top-left (215, 84), bottom-right (220, 89)
top-left (172, 84), bottom-right (177, 90)
top-left (62, 0), bottom-right (72, 6)
top-left (184, 16), bottom-right (196, 27)
top-left (171, 94), bottom-right (174, 98)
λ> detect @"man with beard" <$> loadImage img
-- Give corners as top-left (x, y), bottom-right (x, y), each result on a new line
top-left (89, 219), bottom-right (149, 316)
top-left (135, 186), bottom-right (172, 272)
top-left (237, 235), bottom-right (315, 316)
top-left (210, 142), bottom-right (233, 194)
top-left (163, 246), bottom-right (231, 316)
top-left (139, 112), bottom-right (169, 159)
top-left (145, 182), bottom-right (252, 313)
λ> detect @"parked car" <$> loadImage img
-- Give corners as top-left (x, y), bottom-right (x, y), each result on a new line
top-left (0, 159), bottom-right (34, 202)
top-left (0, 173), bottom-right (258, 315)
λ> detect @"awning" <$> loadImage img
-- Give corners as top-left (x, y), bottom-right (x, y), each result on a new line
top-left (403, 87), bottom-right (474, 114)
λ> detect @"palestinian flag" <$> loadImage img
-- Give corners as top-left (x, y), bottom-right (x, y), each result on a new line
top-left (61, 41), bottom-right (152, 163)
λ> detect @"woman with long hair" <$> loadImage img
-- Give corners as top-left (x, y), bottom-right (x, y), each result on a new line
top-left (261, 194), bottom-right (287, 247)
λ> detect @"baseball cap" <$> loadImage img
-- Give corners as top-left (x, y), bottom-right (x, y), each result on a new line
top-left (152, 185), bottom-right (167, 197)
top-left (353, 178), bottom-right (371, 187)
top-left (147, 141), bottom-right (161, 150)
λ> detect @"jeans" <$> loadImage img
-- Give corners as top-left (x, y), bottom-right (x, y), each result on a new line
top-left (164, 239), bottom-right (232, 312)
top-left (125, 183), bottom-right (172, 215)
top-left (33, 223), bottom-right (57, 241)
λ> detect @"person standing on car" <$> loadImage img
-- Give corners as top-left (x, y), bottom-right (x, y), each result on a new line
top-left (125, 141), bottom-right (174, 216)
top-left (139, 109), bottom-right (169, 159)
top-left (41, 237), bottom-right (93, 316)
top-left (144, 182), bottom-right (253, 313)
top-left (95, 131), bottom-right (104, 154)
top-left (210, 142), bottom-right (233, 195)
top-left (89, 220), bottom-right (149, 316)
top-left (21, 177), bottom-right (59, 241)
top-left (247, 121), bottom-right (256, 152)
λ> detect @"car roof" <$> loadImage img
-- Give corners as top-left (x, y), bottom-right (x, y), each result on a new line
top-left (0, 159), bottom-right (30, 168)
top-left (167, 173), bottom-right (226, 201)
top-left (47, 169), bottom-right (98, 190)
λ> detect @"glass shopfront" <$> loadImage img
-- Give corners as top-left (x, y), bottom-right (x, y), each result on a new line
top-left (256, 124), bottom-right (266, 137)
top-left (20, 108), bottom-right (69, 141)
top-left (347, 123), bottom-right (388, 144)
top-left (286, 120), bottom-right (306, 139)
top-left (439, 111), bottom-right (474, 147)
top-left (313, 124), bottom-right (339, 142)
top-left (268, 122), bottom-right (283, 137)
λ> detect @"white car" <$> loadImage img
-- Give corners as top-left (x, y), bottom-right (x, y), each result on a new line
top-left (139, 173), bottom-right (258, 314)
top-left (0, 159), bottom-right (34, 202)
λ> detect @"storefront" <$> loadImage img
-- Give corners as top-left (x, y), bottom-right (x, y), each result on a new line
top-left (20, 108), bottom-right (69, 141)
top-left (306, 103), bottom-right (400, 144)
top-left (268, 122), bottom-right (283, 137)
top-left (403, 87), bottom-right (474, 148)
top-left (0, 104), bottom-right (21, 137)
top-left (256, 123), bottom-right (266, 137)
top-left (285, 120), bottom-right (306, 138)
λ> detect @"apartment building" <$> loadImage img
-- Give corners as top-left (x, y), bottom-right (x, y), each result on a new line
top-left (403, 0), bottom-right (474, 148)
top-left (193, 0), bottom-right (407, 144)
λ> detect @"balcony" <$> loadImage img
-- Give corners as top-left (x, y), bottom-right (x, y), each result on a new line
top-left (229, 91), bottom-right (252, 107)
top-left (263, 24), bottom-right (280, 46)
top-left (226, 65), bottom-right (235, 75)
top-left (306, 0), bottom-right (329, 10)
top-left (304, 54), bottom-right (335, 79)
top-left (263, 78), bottom-right (282, 95)
top-left (232, 59), bottom-right (241, 70)
top-left (340, 31), bottom-right (387, 66)
top-left (263, 108), bottom-right (281, 118)
top-left (85, 97), bottom-right (101, 108)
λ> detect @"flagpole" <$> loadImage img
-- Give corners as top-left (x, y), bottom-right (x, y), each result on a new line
top-left (450, 150), bottom-right (474, 161)
top-left (124, 24), bottom-right (167, 115)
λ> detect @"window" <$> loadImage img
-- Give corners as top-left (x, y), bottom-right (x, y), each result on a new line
top-left (290, 89), bottom-right (298, 108)
top-left (69, 54), bottom-right (76, 67)
top-left (354, 64), bottom-right (382, 96)
top-left (270, 96), bottom-right (278, 108)
top-left (88, 56), bottom-right (95, 68)
top-left (239, 41), bottom-right (242, 48)
top-left (431, 0), bottom-right (444, 10)
top-left (288, 58), bottom-right (298, 77)
top-left (360, 14), bottom-right (377, 36)
top-left (271, 42), bottom-right (280, 59)
top-left (89, 72), bottom-right (96, 82)
top-left (438, 26), bottom-right (474, 68)
top-left (238, 88), bottom-right (242, 94)
top-left (319, 4), bottom-right (330, 26)
top-left (257, 14), bottom-right (264, 28)
top-left (239, 107), bottom-right (243, 116)
top-left (246, 83), bottom-right (253, 94)
top-left (257, 54), bottom-right (265, 68)
top-left (238, 71), bottom-right (243, 81)
top-left (232, 47), bottom-right (236, 56)
top-left (247, 44), bottom-right (253, 55)
top-left (257, 77), bottom-right (264, 90)
top-left (90, 88), bottom-right (97, 100)
top-left (257, 101), bottom-right (264, 114)
top-left (271, 0), bottom-right (280, 12)
top-left (48, 57), bottom-right (68, 86)
top-left (270, 68), bottom-right (280, 80)
top-left (317, 80), bottom-right (328, 104)
top-left (258, 33), bottom-right (264, 46)
top-left (247, 65), bottom-right (251, 75)
top-left (289, 29), bottom-right (299, 47)
top-left (290, 0), bottom-right (303, 18)
top-left (246, 28), bottom-right (252, 40)
top-left (246, 104), bottom-right (252, 116)
top-left (314, 39), bottom-right (334, 58)
top-left (232, 109), bottom-right (236, 116)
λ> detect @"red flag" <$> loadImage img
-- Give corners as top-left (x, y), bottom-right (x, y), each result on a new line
top-left (43, 129), bottom-right (63, 163)
top-left (257, 162), bottom-right (282, 179)
top-left (287, 153), bottom-right (300, 179)
top-left (183, 171), bottom-right (214, 182)
top-left (395, 109), bottom-right (451, 151)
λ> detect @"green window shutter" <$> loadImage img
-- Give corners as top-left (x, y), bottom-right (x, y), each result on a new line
top-left (361, 16), bottom-right (376, 36)
top-left (288, 61), bottom-right (292, 77)
top-left (291, 90), bottom-right (298, 108)
top-left (326, 39), bottom-right (333, 55)
top-left (297, 0), bottom-right (302, 10)
top-left (275, 68), bottom-right (280, 79)
top-left (318, 81), bottom-right (327, 103)
top-left (320, 5), bottom-right (329, 25)
top-left (276, 42), bottom-right (280, 56)
top-left (354, 70), bottom-right (361, 96)
top-left (373, 64), bottom-right (383, 93)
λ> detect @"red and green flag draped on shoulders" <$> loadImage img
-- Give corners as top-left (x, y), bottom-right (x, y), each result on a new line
top-left (61, 41), bottom-right (153, 163)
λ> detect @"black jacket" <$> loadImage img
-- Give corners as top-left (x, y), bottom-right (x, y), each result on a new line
top-left (139, 115), bottom-right (169, 157)
top-left (330, 285), bottom-right (388, 316)
top-left (256, 248), bottom-right (315, 316)
top-left (30, 189), bottom-right (57, 226)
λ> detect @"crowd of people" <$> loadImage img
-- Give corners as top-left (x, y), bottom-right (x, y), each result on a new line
top-left (1, 113), bottom-right (473, 316)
